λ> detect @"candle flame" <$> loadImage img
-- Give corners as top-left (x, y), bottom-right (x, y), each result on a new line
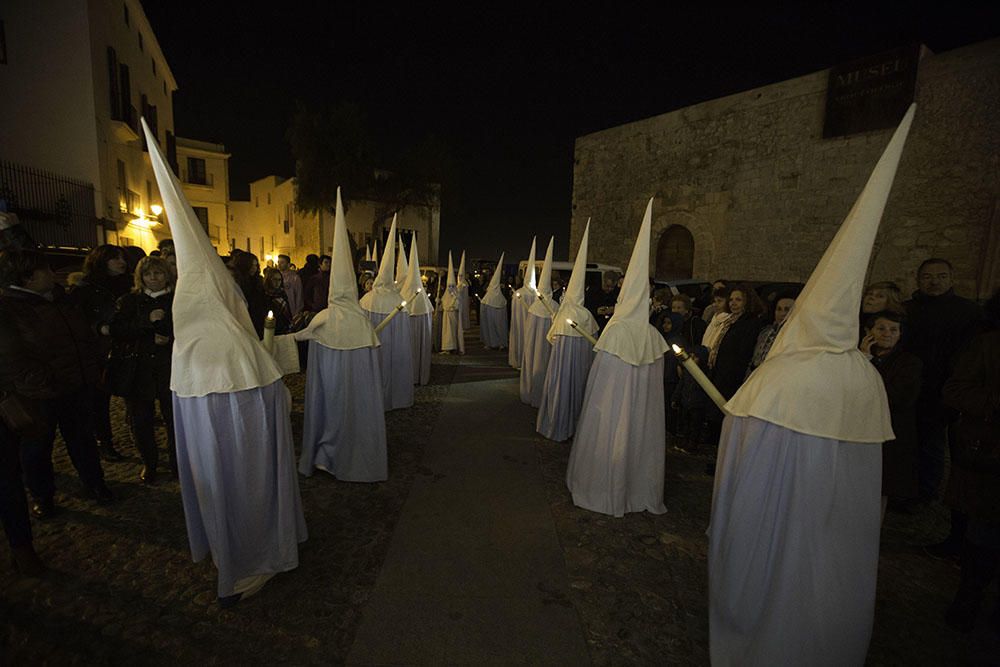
top-left (671, 343), bottom-right (682, 353)
top-left (566, 318), bottom-right (574, 325)
top-left (401, 300), bottom-right (407, 307)
top-left (267, 310), bottom-right (274, 319)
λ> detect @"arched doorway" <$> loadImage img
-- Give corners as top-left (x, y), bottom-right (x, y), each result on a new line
top-left (655, 225), bottom-right (695, 280)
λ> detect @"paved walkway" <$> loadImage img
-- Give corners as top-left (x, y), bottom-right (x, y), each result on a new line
top-left (348, 344), bottom-right (592, 664)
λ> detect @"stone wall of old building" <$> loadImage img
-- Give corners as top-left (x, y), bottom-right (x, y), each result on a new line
top-left (571, 38), bottom-right (1000, 300)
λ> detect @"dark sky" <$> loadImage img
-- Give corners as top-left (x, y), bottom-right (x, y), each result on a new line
top-left (142, 2), bottom-right (999, 264)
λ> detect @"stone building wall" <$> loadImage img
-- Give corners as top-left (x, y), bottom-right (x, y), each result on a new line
top-left (571, 38), bottom-right (1000, 300)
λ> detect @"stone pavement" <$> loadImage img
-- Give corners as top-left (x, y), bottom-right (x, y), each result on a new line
top-left (347, 344), bottom-right (589, 664)
top-left (2, 327), bottom-right (997, 664)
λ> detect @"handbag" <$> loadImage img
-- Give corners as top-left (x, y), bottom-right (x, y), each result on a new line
top-left (952, 411), bottom-right (1000, 473)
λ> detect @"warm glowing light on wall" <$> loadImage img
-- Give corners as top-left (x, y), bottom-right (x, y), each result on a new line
top-left (150, 204), bottom-right (163, 216)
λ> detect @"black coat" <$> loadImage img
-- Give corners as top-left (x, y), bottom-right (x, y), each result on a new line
top-left (711, 314), bottom-right (766, 399)
top-left (107, 291), bottom-right (174, 400)
top-left (71, 274), bottom-right (132, 360)
top-left (0, 285), bottom-right (100, 399)
top-left (871, 347), bottom-right (922, 499)
top-left (902, 289), bottom-right (982, 411)
top-left (942, 330), bottom-right (1000, 519)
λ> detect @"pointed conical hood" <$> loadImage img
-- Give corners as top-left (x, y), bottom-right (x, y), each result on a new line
top-left (514, 237), bottom-right (537, 300)
top-left (457, 251), bottom-right (468, 287)
top-left (594, 198), bottom-right (668, 366)
top-left (141, 119), bottom-right (281, 397)
top-left (365, 244), bottom-right (371, 262)
top-left (527, 237), bottom-right (555, 318)
top-left (360, 215), bottom-right (404, 313)
top-left (402, 236), bottom-right (433, 316)
top-left (395, 233), bottom-right (409, 285)
top-left (372, 239), bottom-right (379, 265)
top-left (726, 105), bottom-right (915, 442)
top-left (441, 252), bottom-right (459, 310)
top-left (548, 220), bottom-right (598, 342)
top-left (296, 187), bottom-right (379, 349)
top-left (481, 253), bottom-right (507, 308)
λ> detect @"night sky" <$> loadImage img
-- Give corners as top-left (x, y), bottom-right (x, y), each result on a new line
top-left (142, 2), bottom-right (999, 264)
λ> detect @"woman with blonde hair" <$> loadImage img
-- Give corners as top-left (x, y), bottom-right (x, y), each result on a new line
top-left (862, 281), bottom-right (905, 315)
top-left (108, 256), bottom-right (176, 484)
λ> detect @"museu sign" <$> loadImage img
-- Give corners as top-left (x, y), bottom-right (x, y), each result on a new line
top-left (823, 44), bottom-right (920, 138)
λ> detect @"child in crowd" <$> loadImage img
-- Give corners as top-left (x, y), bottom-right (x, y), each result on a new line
top-left (672, 345), bottom-right (711, 452)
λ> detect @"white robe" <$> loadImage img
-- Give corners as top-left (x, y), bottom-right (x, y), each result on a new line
top-left (708, 415), bottom-right (882, 666)
top-left (458, 284), bottom-right (471, 331)
top-left (519, 312), bottom-right (552, 407)
top-left (508, 292), bottom-right (535, 368)
top-left (409, 311), bottom-right (432, 385)
top-left (536, 335), bottom-right (593, 441)
top-left (299, 342), bottom-right (387, 482)
top-left (480, 303), bottom-right (508, 349)
top-left (173, 380), bottom-right (307, 597)
top-left (365, 310), bottom-right (414, 410)
top-left (441, 309), bottom-right (464, 353)
top-left (565, 350), bottom-right (666, 517)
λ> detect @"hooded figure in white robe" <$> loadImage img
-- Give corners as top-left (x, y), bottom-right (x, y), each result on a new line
top-left (566, 199), bottom-right (669, 517)
top-left (537, 221), bottom-right (598, 441)
top-left (508, 237), bottom-right (537, 369)
top-left (360, 216), bottom-right (414, 410)
top-left (709, 105), bottom-right (915, 666)
top-left (457, 251), bottom-right (471, 332)
top-left (520, 237), bottom-right (555, 407)
top-left (296, 188), bottom-right (387, 483)
top-left (402, 237), bottom-right (433, 385)
top-left (479, 253), bottom-right (508, 349)
top-left (142, 119), bottom-right (307, 604)
top-left (440, 253), bottom-right (464, 353)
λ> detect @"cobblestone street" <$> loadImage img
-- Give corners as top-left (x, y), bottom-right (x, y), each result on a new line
top-left (2, 330), bottom-right (997, 664)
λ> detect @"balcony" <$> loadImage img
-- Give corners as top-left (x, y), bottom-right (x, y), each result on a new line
top-left (110, 105), bottom-right (140, 142)
top-left (118, 189), bottom-right (141, 216)
top-left (0, 160), bottom-right (99, 248)
top-left (182, 171), bottom-right (215, 188)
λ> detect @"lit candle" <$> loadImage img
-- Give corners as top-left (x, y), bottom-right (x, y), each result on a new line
top-left (566, 318), bottom-right (599, 346)
top-left (263, 310), bottom-right (276, 352)
top-left (533, 289), bottom-right (558, 317)
top-left (374, 288), bottom-right (421, 335)
top-left (671, 343), bottom-right (727, 410)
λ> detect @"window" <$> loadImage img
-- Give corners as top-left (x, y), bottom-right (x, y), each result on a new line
top-left (192, 206), bottom-right (209, 233)
top-left (123, 3), bottom-right (130, 25)
top-left (246, 237), bottom-right (251, 251)
top-left (266, 193), bottom-right (271, 205)
top-left (146, 180), bottom-right (153, 207)
top-left (283, 219), bottom-right (290, 234)
top-left (186, 157), bottom-right (207, 185)
top-left (116, 160), bottom-right (127, 211)
top-left (107, 47), bottom-right (120, 118)
top-left (255, 196), bottom-right (259, 208)
top-left (138, 31), bottom-right (143, 52)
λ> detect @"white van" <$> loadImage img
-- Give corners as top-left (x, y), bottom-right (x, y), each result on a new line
top-left (516, 260), bottom-right (623, 297)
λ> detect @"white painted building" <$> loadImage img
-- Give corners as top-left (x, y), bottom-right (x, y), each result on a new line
top-left (0, 0), bottom-right (177, 251)
top-left (234, 176), bottom-right (441, 269)
top-left (176, 136), bottom-right (230, 253)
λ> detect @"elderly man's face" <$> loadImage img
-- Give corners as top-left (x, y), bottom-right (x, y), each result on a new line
top-left (277, 257), bottom-right (290, 271)
top-left (918, 262), bottom-right (953, 297)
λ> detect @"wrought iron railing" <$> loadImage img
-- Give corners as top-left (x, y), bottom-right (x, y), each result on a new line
top-left (0, 160), bottom-right (99, 248)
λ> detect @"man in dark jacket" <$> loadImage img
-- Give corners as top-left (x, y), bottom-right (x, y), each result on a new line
top-left (903, 258), bottom-right (982, 555)
top-left (0, 249), bottom-right (114, 520)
